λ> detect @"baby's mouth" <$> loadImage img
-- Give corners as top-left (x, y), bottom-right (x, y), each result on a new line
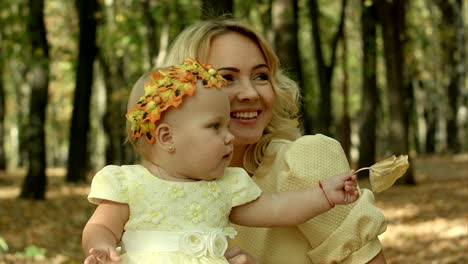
top-left (230, 111), bottom-right (259, 120)
top-left (223, 151), bottom-right (232, 161)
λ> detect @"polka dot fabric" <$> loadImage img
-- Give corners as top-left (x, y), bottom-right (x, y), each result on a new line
top-left (231, 134), bottom-right (387, 264)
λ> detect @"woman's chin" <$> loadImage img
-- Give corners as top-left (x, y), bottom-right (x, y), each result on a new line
top-left (233, 134), bottom-right (263, 145)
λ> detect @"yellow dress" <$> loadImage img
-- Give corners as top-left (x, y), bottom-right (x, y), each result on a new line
top-left (88, 165), bottom-right (261, 264)
top-left (231, 134), bottom-right (387, 264)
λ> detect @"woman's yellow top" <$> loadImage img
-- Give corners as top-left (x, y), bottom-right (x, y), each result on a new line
top-left (231, 134), bottom-right (387, 264)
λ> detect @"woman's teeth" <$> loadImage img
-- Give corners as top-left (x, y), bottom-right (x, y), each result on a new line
top-left (231, 112), bottom-right (258, 119)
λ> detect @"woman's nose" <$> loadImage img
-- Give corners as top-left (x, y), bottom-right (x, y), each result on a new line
top-left (237, 79), bottom-right (260, 101)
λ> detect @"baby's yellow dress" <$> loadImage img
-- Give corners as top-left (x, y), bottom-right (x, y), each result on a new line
top-left (88, 165), bottom-right (261, 264)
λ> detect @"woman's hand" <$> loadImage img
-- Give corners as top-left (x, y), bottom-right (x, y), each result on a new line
top-left (225, 246), bottom-right (257, 264)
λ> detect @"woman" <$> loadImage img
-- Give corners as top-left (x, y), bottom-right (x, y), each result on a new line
top-left (162, 18), bottom-right (387, 264)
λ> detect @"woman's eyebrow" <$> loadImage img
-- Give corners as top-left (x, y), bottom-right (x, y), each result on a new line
top-left (253, 64), bottom-right (269, 70)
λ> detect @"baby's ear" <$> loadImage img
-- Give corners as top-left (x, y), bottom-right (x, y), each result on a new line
top-left (155, 123), bottom-right (175, 152)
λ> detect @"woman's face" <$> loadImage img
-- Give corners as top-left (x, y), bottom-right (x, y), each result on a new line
top-left (206, 32), bottom-right (275, 147)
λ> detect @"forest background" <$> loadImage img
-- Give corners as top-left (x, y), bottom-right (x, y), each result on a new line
top-left (0, 0), bottom-right (467, 263)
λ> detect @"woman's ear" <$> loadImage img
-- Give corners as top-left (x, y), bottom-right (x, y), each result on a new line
top-left (155, 123), bottom-right (175, 152)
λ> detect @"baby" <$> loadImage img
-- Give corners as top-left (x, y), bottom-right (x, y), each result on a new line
top-left (82, 58), bottom-right (359, 264)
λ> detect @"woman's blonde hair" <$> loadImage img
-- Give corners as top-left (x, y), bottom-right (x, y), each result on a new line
top-left (163, 18), bottom-right (302, 173)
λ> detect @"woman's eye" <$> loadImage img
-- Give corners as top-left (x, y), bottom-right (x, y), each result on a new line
top-left (254, 73), bottom-right (269, 81)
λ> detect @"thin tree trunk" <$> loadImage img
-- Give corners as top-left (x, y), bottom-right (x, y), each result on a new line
top-left (376, 0), bottom-right (415, 184)
top-left (0, 31), bottom-right (6, 170)
top-left (358, 0), bottom-right (378, 176)
top-left (97, 51), bottom-right (131, 165)
top-left (141, 0), bottom-right (159, 69)
top-left (308, 0), bottom-right (347, 136)
top-left (340, 18), bottom-right (350, 161)
top-left (20, 0), bottom-right (49, 199)
top-left (272, 0), bottom-right (308, 132)
top-left (272, 0), bottom-right (302, 83)
top-left (66, 0), bottom-right (99, 183)
top-left (201, 0), bottom-right (233, 18)
top-left (434, 0), bottom-right (466, 153)
top-left (261, 0), bottom-right (273, 44)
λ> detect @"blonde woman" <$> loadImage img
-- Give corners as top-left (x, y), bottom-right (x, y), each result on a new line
top-left (162, 18), bottom-right (387, 264)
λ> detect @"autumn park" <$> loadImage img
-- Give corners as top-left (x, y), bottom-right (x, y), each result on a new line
top-left (0, 0), bottom-right (467, 263)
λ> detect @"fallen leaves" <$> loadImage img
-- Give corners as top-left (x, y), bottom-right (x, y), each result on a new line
top-left (0, 157), bottom-right (467, 264)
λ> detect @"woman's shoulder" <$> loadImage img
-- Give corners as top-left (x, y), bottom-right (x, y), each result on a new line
top-left (267, 134), bottom-right (342, 154)
top-left (266, 134), bottom-right (349, 174)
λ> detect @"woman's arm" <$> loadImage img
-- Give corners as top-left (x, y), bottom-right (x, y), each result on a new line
top-left (367, 250), bottom-right (387, 264)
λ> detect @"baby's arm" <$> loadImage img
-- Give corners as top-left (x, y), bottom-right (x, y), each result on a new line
top-left (82, 200), bottom-right (129, 264)
top-left (229, 171), bottom-right (358, 227)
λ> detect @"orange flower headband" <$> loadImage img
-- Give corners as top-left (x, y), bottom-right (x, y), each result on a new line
top-left (126, 58), bottom-right (227, 144)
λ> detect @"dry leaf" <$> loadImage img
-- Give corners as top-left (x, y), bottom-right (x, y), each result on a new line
top-left (356, 155), bottom-right (410, 192)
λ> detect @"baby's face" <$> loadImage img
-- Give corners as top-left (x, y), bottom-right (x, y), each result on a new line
top-left (168, 84), bottom-right (234, 181)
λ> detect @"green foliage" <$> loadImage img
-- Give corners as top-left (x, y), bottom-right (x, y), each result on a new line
top-left (18, 245), bottom-right (47, 258)
top-left (0, 236), bottom-right (9, 254)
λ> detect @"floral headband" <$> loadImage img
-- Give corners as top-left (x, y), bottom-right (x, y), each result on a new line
top-left (126, 58), bottom-right (227, 144)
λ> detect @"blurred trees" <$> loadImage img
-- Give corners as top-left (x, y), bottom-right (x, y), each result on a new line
top-left (202, 0), bottom-right (233, 18)
top-left (358, 0), bottom-right (378, 176)
top-left (308, 0), bottom-right (347, 136)
top-left (433, 0), bottom-right (467, 153)
top-left (66, 0), bottom-right (100, 183)
top-left (376, 0), bottom-right (415, 183)
top-left (0, 25), bottom-right (5, 170)
top-left (0, 0), bottom-right (466, 198)
top-left (19, 0), bottom-right (49, 199)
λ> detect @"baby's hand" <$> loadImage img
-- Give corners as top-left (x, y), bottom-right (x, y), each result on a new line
top-left (323, 170), bottom-right (359, 206)
top-left (84, 247), bottom-right (121, 264)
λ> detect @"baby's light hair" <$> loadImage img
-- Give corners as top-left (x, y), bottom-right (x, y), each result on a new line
top-left (125, 58), bottom-right (226, 156)
top-left (163, 18), bottom-right (302, 173)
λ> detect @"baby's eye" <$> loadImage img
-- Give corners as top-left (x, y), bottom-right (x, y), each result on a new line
top-left (222, 74), bottom-right (235, 82)
top-left (210, 123), bottom-right (220, 130)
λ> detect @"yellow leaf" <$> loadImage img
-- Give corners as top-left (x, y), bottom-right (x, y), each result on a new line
top-left (356, 155), bottom-right (410, 192)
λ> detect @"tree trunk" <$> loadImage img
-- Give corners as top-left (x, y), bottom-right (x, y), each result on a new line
top-left (357, 0), bottom-right (378, 176)
top-left (202, 0), bottom-right (233, 18)
top-left (272, 0), bottom-right (309, 131)
top-left (0, 33), bottom-right (6, 171)
top-left (424, 99), bottom-right (437, 153)
top-left (98, 52), bottom-right (133, 165)
top-left (20, 0), bottom-right (49, 199)
top-left (141, 0), bottom-right (159, 69)
top-left (260, 0), bottom-right (273, 44)
top-left (66, 0), bottom-right (99, 183)
top-left (340, 17), bottom-right (350, 161)
top-left (376, 0), bottom-right (415, 184)
top-left (272, 0), bottom-right (302, 83)
top-left (434, 0), bottom-right (466, 153)
top-left (98, 2), bottom-right (136, 165)
top-left (308, 0), bottom-right (347, 136)
top-left (0, 25), bottom-right (6, 170)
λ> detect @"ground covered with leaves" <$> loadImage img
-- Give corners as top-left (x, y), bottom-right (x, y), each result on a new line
top-left (0, 155), bottom-right (467, 264)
